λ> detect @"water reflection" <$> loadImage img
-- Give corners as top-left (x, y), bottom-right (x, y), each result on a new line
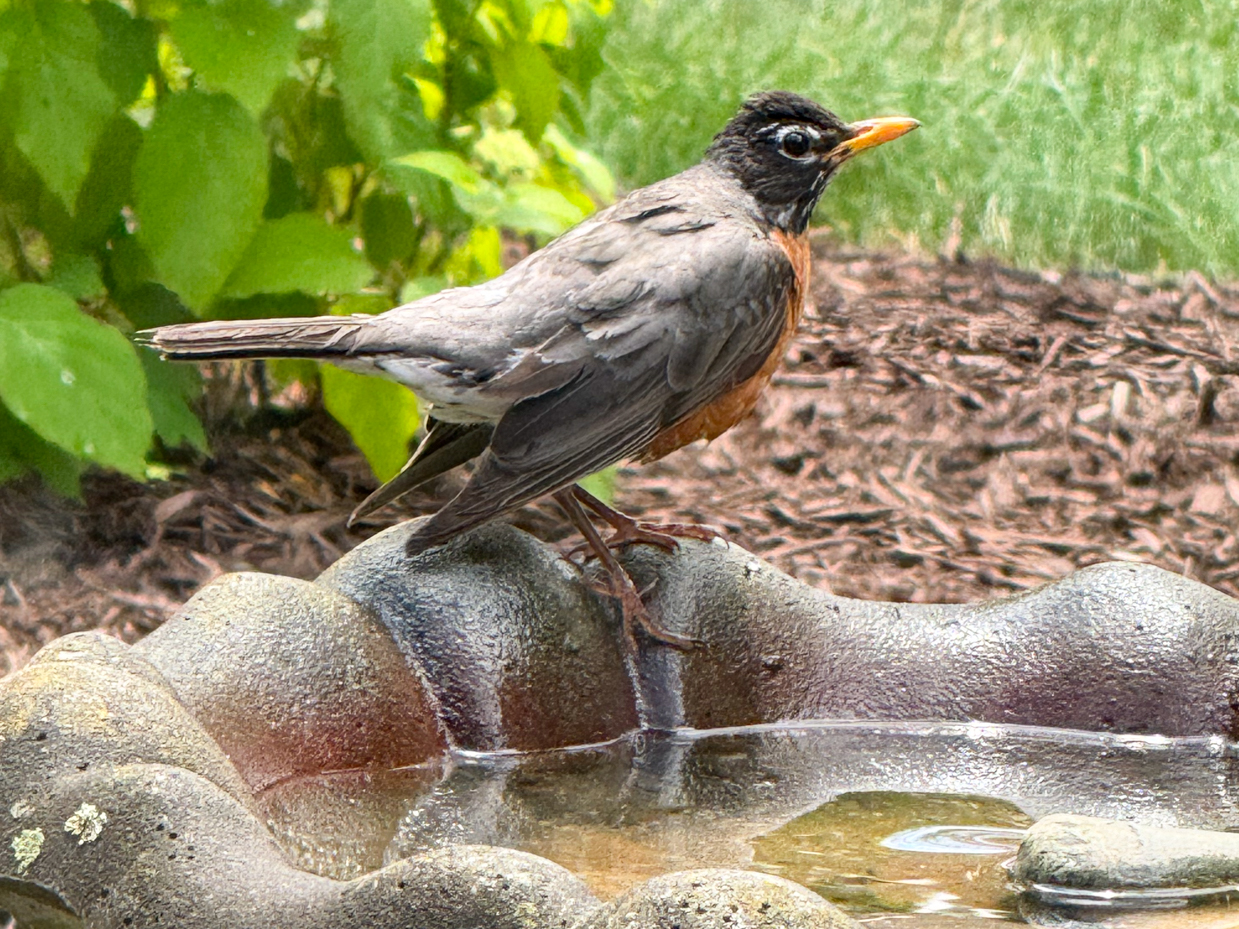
top-left (750, 792), bottom-right (1030, 917)
top-left (880, 826), bottom-right (1027, 855)
top-left (257, 720), bottom-right (1239, 922)
top-left (1026, 883), bottom-right (1239, 909)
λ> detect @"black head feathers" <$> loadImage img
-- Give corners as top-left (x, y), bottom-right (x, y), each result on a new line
top-left (706, 91), bottom-right (918, 234)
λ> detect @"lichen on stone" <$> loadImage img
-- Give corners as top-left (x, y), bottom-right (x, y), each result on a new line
top-left (12, 826), bottom-right (44, 873)
top-left (65, 802), bottom-right (108, 844)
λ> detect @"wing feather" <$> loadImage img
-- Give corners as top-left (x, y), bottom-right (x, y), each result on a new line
top-left (403, 195), bottom-right (797, 553)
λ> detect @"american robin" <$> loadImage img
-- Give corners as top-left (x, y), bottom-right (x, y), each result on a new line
top-left (142, 91), bottom-right (918, 648)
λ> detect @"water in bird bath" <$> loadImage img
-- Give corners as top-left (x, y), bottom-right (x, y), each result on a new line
top-left (256, 721), bottom-right (1239, 928)
top-left (749, 791), bottom-right (1030, 918)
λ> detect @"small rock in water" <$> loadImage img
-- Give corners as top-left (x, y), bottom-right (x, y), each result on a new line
top-left (1014, 813), bottom-right (1239, 892)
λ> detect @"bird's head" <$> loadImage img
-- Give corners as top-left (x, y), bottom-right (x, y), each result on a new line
top-left (706, 91), bottom-right (919, 234)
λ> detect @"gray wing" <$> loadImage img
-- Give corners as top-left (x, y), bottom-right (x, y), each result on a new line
top-left (404, 171), bottom-right (797, 553)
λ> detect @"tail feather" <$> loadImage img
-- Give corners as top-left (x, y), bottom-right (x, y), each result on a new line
top-left (137, 315), bottom-right (375, 361)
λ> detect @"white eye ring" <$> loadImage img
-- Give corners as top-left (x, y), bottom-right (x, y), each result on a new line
top-left (776, 125), bottom-right (819, 159)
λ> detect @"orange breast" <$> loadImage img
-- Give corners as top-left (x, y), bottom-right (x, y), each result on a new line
top-left (640, 230), bottom-right (809, 463)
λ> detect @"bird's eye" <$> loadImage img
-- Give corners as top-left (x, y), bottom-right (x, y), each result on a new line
top-left (781, 130), bottom-right (812, 158)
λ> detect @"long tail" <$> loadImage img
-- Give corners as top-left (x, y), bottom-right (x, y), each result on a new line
top-left (137, 315), bottom-right (377, 362)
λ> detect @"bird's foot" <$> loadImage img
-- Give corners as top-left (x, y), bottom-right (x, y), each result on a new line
top-left (609, 520), bottom-right (724, 549)
top-left (569, 484), bottom-right (725, 553)
top-left (601, 568), bottom-right (700, 652)
top-left (566, 522), bottom-right (681, 559)
top-left (554, 487), bottom-right (701, 652)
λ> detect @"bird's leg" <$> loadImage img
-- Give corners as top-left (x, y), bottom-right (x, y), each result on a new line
top-left (570, 484), bottom-right (724, 550)
top-left (552, 488), bottom-right (698, 651)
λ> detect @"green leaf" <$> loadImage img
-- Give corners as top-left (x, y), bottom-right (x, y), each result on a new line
top-left (392, 150), bottom-right (486, 192)
top-left (90, 0), bottom-right (158, 106)
top-left (264, 154), bottom-right (300, 220)
top-left (48, 254), bottom-right (105, 300)
top-left (544, 124), bottom-right (615, 201)
top-left (140, 348), bottom-right (207, 451)
top-left (0, 19), bottom-right (14, 83)
top-left (211, 291), bottom-right (321, 321)
top-left (491, 39), bottom-right (558, 144)
top-left (529, 2), bottom-right (569, 45)
top-left (0, 284), bottom-right (152, 477)
top-left (331, 292), bottom-right (391, 317)
top-left (74, 114), bottom-right (143, 249)
top-left (399, 274), bottom-right (447, 303)
top-left (577, 466), bottom-right (615, 505)
top-left (546, 0), bottom-right (607, 95)
top-left (320, 363), bottom-right (419, 482)
top-left (0, 433), bottom-right (25, 485)
top-left (222, 213), bottom-right (374, 298)
top-left (431, 0), bottom-right (472, 38)
top-left (331, 0), bottom-right (433, 159)
top-left (172, 0), bottom-right (300, 114)
top-left (443, 52), bottom-right (497, 116)
top-left (402, 148), bottom-right (586, 235)
top-left (474, 127), bottom-right (541, 176)
top-left (0, 401), bottom-right (82, 497)
top-left (114, 282), bottom-right (194, 331)
top-left (1, 0), bottom-right (118, 205)
top-left (492, 182), bottom-right (586, 234)
top-left (443, 225), bottom-right (502, 282)
top-left (133, 91), bottom-right (268, 310)
top-left (107, 232), bottom-right (157, 296)
top-left (360, 192), bottom-right (417, 270)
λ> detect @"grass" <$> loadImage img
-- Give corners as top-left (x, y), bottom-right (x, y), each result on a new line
top-left (585, 0), bottom-right (1239, 277)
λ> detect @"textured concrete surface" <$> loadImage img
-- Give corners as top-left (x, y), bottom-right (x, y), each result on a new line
top-left (318, 521), bottom-right (638, 751)
top-left (133, 571), bottom-right (446, 790)
top-left (0, 631), bottom-right (254, 813)
top-left (10, 522), bottom-right (1239, 927)
top-left (2, 761), bottom-right (604, 927)
top-left (588, 869), bottom-right (860, 928)
top-left (621, 542), bottom-right (1239, 735)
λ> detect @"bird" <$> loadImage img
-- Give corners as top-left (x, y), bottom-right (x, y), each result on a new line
top-left (140, 91), bottom-right (918, 649)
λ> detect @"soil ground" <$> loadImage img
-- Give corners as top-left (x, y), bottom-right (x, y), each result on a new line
top-left (5, 235), bottom-right (1239, 677)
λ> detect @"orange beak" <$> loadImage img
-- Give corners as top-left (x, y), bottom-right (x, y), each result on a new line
top-left (836, 116), bottom-right (921, 157)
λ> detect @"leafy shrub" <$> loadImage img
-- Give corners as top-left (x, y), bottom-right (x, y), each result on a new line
top-left (0, 0), bottom-right (613, 493)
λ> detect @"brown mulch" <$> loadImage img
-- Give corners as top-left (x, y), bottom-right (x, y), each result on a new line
top-left (4, 236), bottom-right (1239, 677)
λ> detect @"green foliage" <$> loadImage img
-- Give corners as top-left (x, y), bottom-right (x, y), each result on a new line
top-left (392, 145), bottom-right (589, 234)
top-left (3, 0), bottom-right (118, 205)
top-left (493, 40), bottom-right (560, 143)
top-left (0, 0), bottom-right (613, 493)
top-left (588, 0), bottom-right (1239, 277)
top-left (0, 285), bottom-right (151, 479)
top-left (133, 91), bottom-right (269, 310)
top-left (223, 214), bottom-right (374, 298)
top-left (321, 365), bottom-right (423, 482)
top-left (171, 0), bottom-right (303, 114)
top-left (577, 466), bottom-right (616, 505)
top-left (139, 349), bottom-right (208, 453)
top-left (331, 0), bottom-right (434, 160)
top-left (316, 291), bottom-right (421, 480)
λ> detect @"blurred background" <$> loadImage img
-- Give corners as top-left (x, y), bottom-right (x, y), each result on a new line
top-left (1, 0), bottom-right (1238, 670)
top-left (595, 0), bottom-right (1239, 274)
top-left (2, 0), bottom-right (1236, 493)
